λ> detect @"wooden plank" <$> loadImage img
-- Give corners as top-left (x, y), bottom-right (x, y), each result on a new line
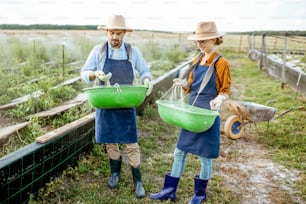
top-left (32, 102), bottom-right (82, 118)
top-left (66, 60), bottom-right (82, 66)
top-left (0, 121), bottom-right (32, 140)
top-left (0, 90), bottom-right (44, 110)
top-left (30, 93), bottom-right (87, 118)
top-left (61, 76), bottom-right (81, 86)
top-left (35, 112), bottom-right (95, 144)
top-left (0, 76), bottom-right (81, 110)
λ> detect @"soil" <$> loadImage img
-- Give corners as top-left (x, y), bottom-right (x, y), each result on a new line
top-left (0, 115), bottom-right (24, 129)
top-left (217, 126), bottom-right (303, 203)
top-left (214, 86), bottom-right (304, 203)
top-left (0, 115), bottom-right (26, 145)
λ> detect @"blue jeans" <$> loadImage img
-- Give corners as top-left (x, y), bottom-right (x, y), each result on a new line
top-left (171, 147), bottom-right (212, 180)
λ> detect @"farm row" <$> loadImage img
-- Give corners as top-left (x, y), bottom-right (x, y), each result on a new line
top-left (0, 30), bottom-right (305, 204)
top-left (0, 30), bottom-right (191, 157)
top-left (1, 30), bottom-right (305, 158)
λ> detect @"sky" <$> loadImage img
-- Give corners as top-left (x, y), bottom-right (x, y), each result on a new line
top-left (0, 0), bottom-right (305, 32)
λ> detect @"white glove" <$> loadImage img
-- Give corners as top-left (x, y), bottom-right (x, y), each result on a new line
top-left (94, 71), bottom-right (112, 81)
top-left (173, 78), bottom-right (187, 87)
top-left (210, 94), bottom-right (227, 111)
top-left (143, 78), bottom-right (153, 96)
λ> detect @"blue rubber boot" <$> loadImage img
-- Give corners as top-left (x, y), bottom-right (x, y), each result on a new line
top-left (150, 172), bottom-right (180, 202)
top-left (189, 175), bottom-right (208, 204)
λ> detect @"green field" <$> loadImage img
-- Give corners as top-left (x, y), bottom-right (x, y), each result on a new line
top-left (0, 30), bottom-right (305, 203)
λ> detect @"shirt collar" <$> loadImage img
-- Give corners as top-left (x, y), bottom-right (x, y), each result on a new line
top-left (206, 52), bottom-right (218, 64)
top-left (107, 41), bottom-right (125, 51)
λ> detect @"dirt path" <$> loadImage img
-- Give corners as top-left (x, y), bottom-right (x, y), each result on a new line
top-left (214, 66), bottom-right (304, 204)
top-left (216, 130), bottom-right (303, 204)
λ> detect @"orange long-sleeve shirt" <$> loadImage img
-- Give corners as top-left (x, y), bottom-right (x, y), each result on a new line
top-left (183, 52), bottom-right (231, 96)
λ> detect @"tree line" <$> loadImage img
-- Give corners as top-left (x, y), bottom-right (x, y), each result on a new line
top-left (0, 24), bottom-right (305, 36)
top-left (230, 30), bottom-right (306, 36)
top-left (0, 24), bottom-right (97, 30)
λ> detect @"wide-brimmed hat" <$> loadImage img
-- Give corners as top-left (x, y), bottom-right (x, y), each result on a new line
top-left (97, 14), bottom-right (133, 32)
top-left (187, 21), bottom-right (225, 41)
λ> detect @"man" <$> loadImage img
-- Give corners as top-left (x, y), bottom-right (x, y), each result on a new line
top-left (80, 14), bottom-right (153, 198)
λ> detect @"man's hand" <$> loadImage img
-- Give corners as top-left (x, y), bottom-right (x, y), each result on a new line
top-left (210, 94), bottom-right (227, 111)
top-left (95, 71), bottom-right (112, 81)
top-left (143, 78), bottom-right (153, 96)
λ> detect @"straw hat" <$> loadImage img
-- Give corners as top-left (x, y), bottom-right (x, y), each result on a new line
top-left (187, 21), bottom-right (225, 41)
top-left (97, 14), bottom-right (133, 32)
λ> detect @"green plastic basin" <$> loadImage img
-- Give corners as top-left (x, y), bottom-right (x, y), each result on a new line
top-left (156, 100), bottom-right (219, 132)
top-left (83, 85), bottom-right (147, 108)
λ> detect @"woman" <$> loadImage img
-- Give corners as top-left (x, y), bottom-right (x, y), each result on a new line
top-left (150, 21), bottom-right (231, 203)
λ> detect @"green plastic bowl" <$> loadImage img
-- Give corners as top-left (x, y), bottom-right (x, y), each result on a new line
top-left (83, 85), bottom-right (147, 108)
top-left (156, 100), bottom-right (219, 132)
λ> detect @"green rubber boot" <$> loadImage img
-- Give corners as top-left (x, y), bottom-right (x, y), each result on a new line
top-left (131, 166), bottom-right (145, 198)
top-left (107, 158), bottom-right (122, 188)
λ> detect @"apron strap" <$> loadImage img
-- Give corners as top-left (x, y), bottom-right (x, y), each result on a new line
top-left (190, 54), bottom-right (222, 106)
top-left (100, 42), bottom-right (107, 62)
top-left (125, 43), bottom-right (132, 61)
top-left (181, 53), bottom-right (203, 79)
top-left (198, 54), bottom-right (221, 94)
top-left (100, 42), bottom-right (132, 64)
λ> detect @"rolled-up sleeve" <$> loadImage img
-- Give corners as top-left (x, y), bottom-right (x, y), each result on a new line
top-left (81, 43), bottom-right (151, 83)
top-left (131, 47), bottom-right (152, 82)
top-left (216, 57), bottom-right (231, 96)
top-left (80, 45), bottom-right (102, 83)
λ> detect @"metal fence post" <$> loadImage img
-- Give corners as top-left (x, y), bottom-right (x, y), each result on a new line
top-left (252, 34), bottom-right (255, 50)
top-left (62, 44), bottom-right (65, 81)
top-left (248, 35), bottom-right (252, 50)
top-left (259, 33), bottom-right (266, 70)
top-left (281, 33), bottom-right (288, 89)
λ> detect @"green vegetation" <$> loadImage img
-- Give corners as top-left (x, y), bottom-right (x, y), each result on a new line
top-left (29, 51), bottom-right (305, 203)
top-left (30, 104), bottom-right (240, 204)
top-left (0, 36), bottom-right (92, 105)
top-left (0, 32), bottom-right (191, 157)
top-left (0, 30), bottom-right (304, 203)
top-left (1, 24), bottom-right (305, 36)
top-left (227, 53), bottom-right (305, 170)
top-left (226, 52), bottom-right (306, 201)
top-left (230, 31), bottom-right (306, 37)
top-left (301, 54), bottom-right (306, 63)
top-left (0, 32), bottom-right (190, 106)
top-left (0, 24), bottom-right (97, 30)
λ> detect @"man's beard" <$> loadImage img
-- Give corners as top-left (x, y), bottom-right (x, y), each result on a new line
top-left (111, 40), bottom-right (121, 48)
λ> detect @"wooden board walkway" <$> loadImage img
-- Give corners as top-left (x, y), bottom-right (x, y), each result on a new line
top-left (0, 93), bottom-right (88, 143)
top-left (0, 90), bottom-right (43, 110)
top-left (0, 121), bottom-right (32, 142)
top-left (30, 93), bottom-right (87, 118)
top-left (35, 112), bottom-right (95, 144)
top-left (0, 77), bottom-right (81, 110)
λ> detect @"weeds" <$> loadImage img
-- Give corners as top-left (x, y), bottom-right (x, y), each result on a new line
top-left (2, 32), bottom-right (304, 203)
top-left (26, 51), bottom-right (306, 203)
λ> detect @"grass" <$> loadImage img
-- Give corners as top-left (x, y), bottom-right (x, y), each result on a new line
top-left (30, 50), bottom-right (305, 203)
top-left (227, 53), bottom-right (305, 171)
top-left (0, 38), bottom-right (190, 157)
top-left (0, 35), bottom-right (192, 176)
top-left (224, 51), bottom-right (306, 201)
top-left (0, 30), bottom-right (304, 202)
top-left (30, 104), bottom-right (240, 204)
